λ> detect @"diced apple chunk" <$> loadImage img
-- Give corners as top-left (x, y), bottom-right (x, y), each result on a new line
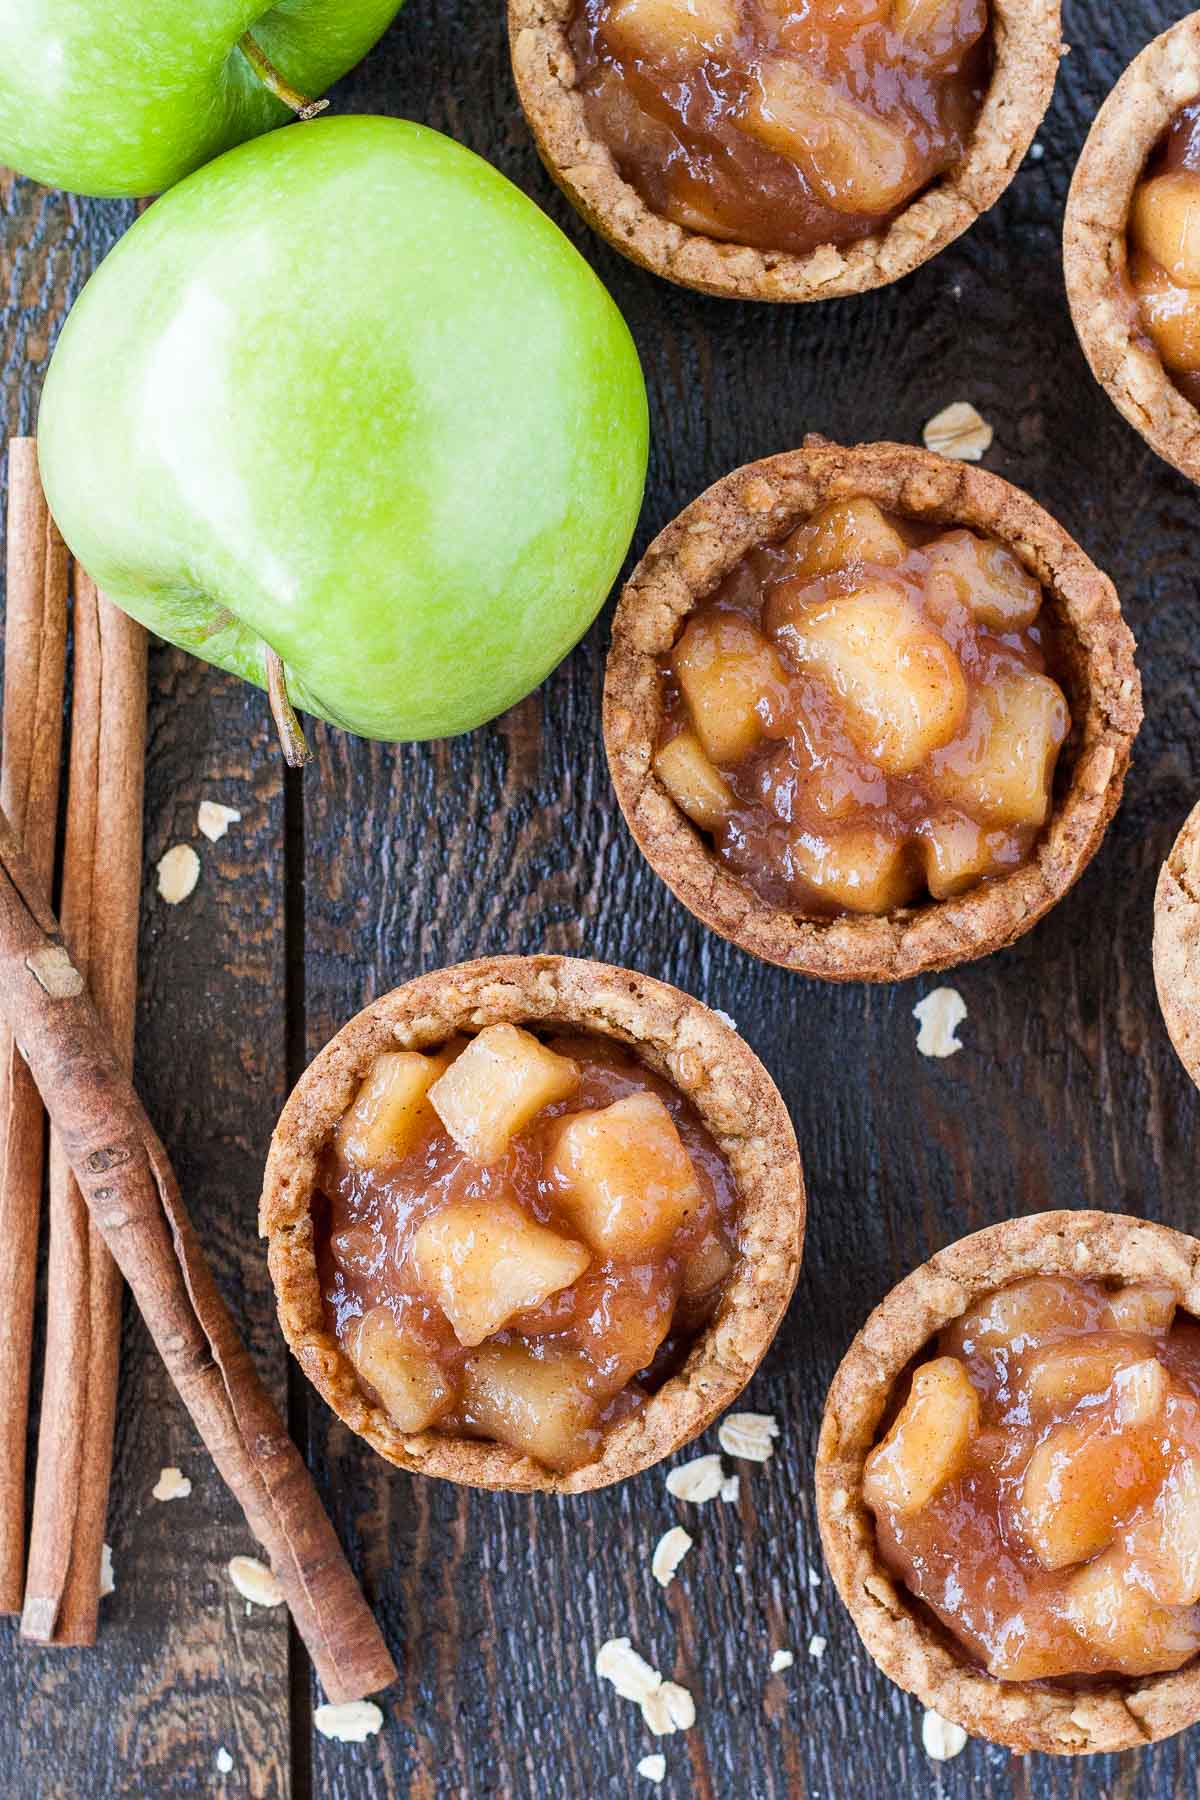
top-left (654, 727), bottom-right (735, 832)
top-left (1062, 1549), bottom-right (1200, 1675)
top-left (943, 1276), bottom-right (1094, 1358)
top-left (1019, 1336), bottom-right (1142, 1415)
top-left (411, 1194), bottom-right (590, 1348)
top-left (917, 813), bottom-right (1007, 900)
top-left (768, 583), bottom-right (967, 774)
top-left (1106, 1284), bottom-right (1177, 1337)
top-left (737, 59), bottom-right (918, 214)
top-left (864, 1356), bottom-right (980, 1513)
top-left (784, 498), bottom-right (909, 576)
top-left (672, 613), bottom-right (786, 765)
top-left (1017, 1365), bottom-right (1170, 1570)
top-left (929, 671), bottom-right (1069, 829)
top-left (549, 1091), bottom-right (704, 1256)
top-left (428, 1024), bottom-right (579, 1164)
top-left (461, 1341), bottom-right (602, 1471)
top-left (680, 1228), bottom-right (735, 1298)
top-left (1131, 248), bottom-right (1200, 373)
top-left (891, 0), bottom-right (986, 56)
top-left (1127, 1451), bottom-right (1200, 1607)
top-left (786, 824), bottom-right (920, 914)
top-left (1131, 169), bottom-right (1200, 288)
top-left (922, 530), bottom-right (1043, 632)
top-left (606, 0), bottom-right (739, 63)
top-left (347, 1305), bottom-right (455, 1432)
top-left (337, 1048), bottom-right (447, 1168)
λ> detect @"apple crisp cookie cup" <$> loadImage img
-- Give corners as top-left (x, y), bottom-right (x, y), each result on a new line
top-left (260, 954), bottom-right (805, 1493)
top-left (508, 0), bottom-right (1061, 302)
top-left (1064, 12), bottom-right (1200, 484)
top-left (816, 1209), bottom-right (1200, 1756)
top-left (603, 438), bottom-right (1142, 983)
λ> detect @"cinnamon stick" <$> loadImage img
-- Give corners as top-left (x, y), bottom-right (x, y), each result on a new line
top-left (0, 440), bottom-right (68, 1613)
top-left (22, 573), bottom-right (146, 1645)
top-left (0, 809), bottom-right (396, 1702)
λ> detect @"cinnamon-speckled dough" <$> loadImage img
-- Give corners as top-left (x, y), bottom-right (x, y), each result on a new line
top-left (260, 955), bottom-right (805, 1493)
top-left (816, 1210), bottom-right (1200, 1755)
top-left (508, 0), bottom-right (1061, 301)
top-left (603, 438), bottom-right (1141, 982)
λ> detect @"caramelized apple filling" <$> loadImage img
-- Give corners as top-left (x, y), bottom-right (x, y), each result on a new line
top-left (864, 1275), bottom-right (1200, 1681)
top-left (1128, 102), bottom-right (1200, 408)
top-left (654, 498), bottom-right (1070, 918)
top-left (319, 1025), bottom-right (739, 1472)
top-left (568, 0), bottom-right (990, 257)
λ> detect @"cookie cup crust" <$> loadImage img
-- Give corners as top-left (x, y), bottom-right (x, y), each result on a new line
top-left (260, 954), bottom-right (805, 1493)
top-left (1064, 12), bottom-right (1200, 483)
top-left (1154, 798), bottom-right (1200, 1090)
top-left (603, 439), bottom-right (1141, 982)
top-left (816, 1210), bottom-right (1200, 1756)
top-left (507, 0), bottom-right (1060, 301)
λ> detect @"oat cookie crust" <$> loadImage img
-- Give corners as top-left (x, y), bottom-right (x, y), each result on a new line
top-left (260, 954), bottom-right (805, 1493)
top-left (1154, 798), bottom-right (1200, 1090)
top-left (603, 438), bottom-right (1141, 982)
top-left (508, 0), bottom-right (1061, 301)
top-left (816, 1209), bottom-right (1200, 1756)
top-left (1064, 13), bottom-right (1200, 483)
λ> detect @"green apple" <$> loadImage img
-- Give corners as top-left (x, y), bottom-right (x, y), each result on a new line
top-left (37, 116), bottom-right (649, 754)
top-left (0, 1), bottom-right (403, 198)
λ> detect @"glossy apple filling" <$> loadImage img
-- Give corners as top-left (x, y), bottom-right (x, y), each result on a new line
top-left (653, 497), bottom-right (1069, 918)
top-left (864, 1277), bottom-right (1200, 1681)
top-left (568, 0), bottom-right (990, 257)
top-left (317, 1024), bottom-right (739, 1471)
top-left (1128, 102), bottom-right (1200, 408)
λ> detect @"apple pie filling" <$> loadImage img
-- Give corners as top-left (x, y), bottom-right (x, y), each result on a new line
top-left (1128, 102), bottom-right (1200, 408)
top-left (567, 0), bottom-right (990, 256)
top-left (653, 497), bottom-right (1070, 917)
top-left (318, 1024), bottom-right (740, 1472)
top-left (865, 1276), bottom-right (1200, 1681)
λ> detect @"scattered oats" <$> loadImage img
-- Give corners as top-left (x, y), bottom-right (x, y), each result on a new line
top-left (596, 1638), bottom-right (661, 1704)
top-left (807, 1563), bottom-right (822, 1588)
top-left (666, 1453), bottom-right (724, 1504)
top-left (770, 1649), bottom-right (794, 1673)
top-left (717, 1412), bottom-right (779, 1462)
top-left (913, 986), bottom-right (968, 1059)
top-left (922, 400), bottom-right (993, 462)
top-left (734, 1562), bottom-right (745, 1575)
top-left (100, 1543), bottom-right (115, 1597)
top-left (922, 1709), bottom-right (968, 1762)
top-left (719, 1474), bottom-right (740, 1504)
top-left (216, 1748), bottom-right (234, 1774)
top-left (642, 1680), bottom-right (695, 1737)
top-left (637, 1754), bottom-right (667, 1784)
top-left (712, 1008), bottom-right (738, 1031)
top-left (597, 1641), bottom-right (695, 1736)
top-left (950, 283), bottom-right (962, 299)
top-left (651, 1526), bottom-right (693, 1590)
top-left (314, 1700), bottom-right (384, 1744)
top-left (227, 1555), bottom-right (284, 1608)
top-left (152, 1465), bottom-right (192, 1502)
top-left (1029, 140), bottom-right (1045, 160)
top-left (157, 842), bottom-right (200, 904)
top-left (808, 1635), bottom-right (827, 1661)
top-left (198, 800), bottom-right (242, 842)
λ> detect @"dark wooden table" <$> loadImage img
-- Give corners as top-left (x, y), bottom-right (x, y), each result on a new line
top-left (2, 1), bottom-right (1198, 1794)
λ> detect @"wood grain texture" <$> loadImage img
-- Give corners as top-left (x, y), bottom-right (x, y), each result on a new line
top-left (6, 0), bottom-right (1200, 1792)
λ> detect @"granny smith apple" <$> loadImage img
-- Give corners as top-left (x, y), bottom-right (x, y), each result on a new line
top-left (0, 1), bottom-right (403, 197)
top-left (37, 116), bottom-right (649, 754)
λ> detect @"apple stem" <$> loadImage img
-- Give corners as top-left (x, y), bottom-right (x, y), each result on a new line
top-left (265, 647), bottom-right (313, 768)
top-left (238, 31), bottom-right (330, 121)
